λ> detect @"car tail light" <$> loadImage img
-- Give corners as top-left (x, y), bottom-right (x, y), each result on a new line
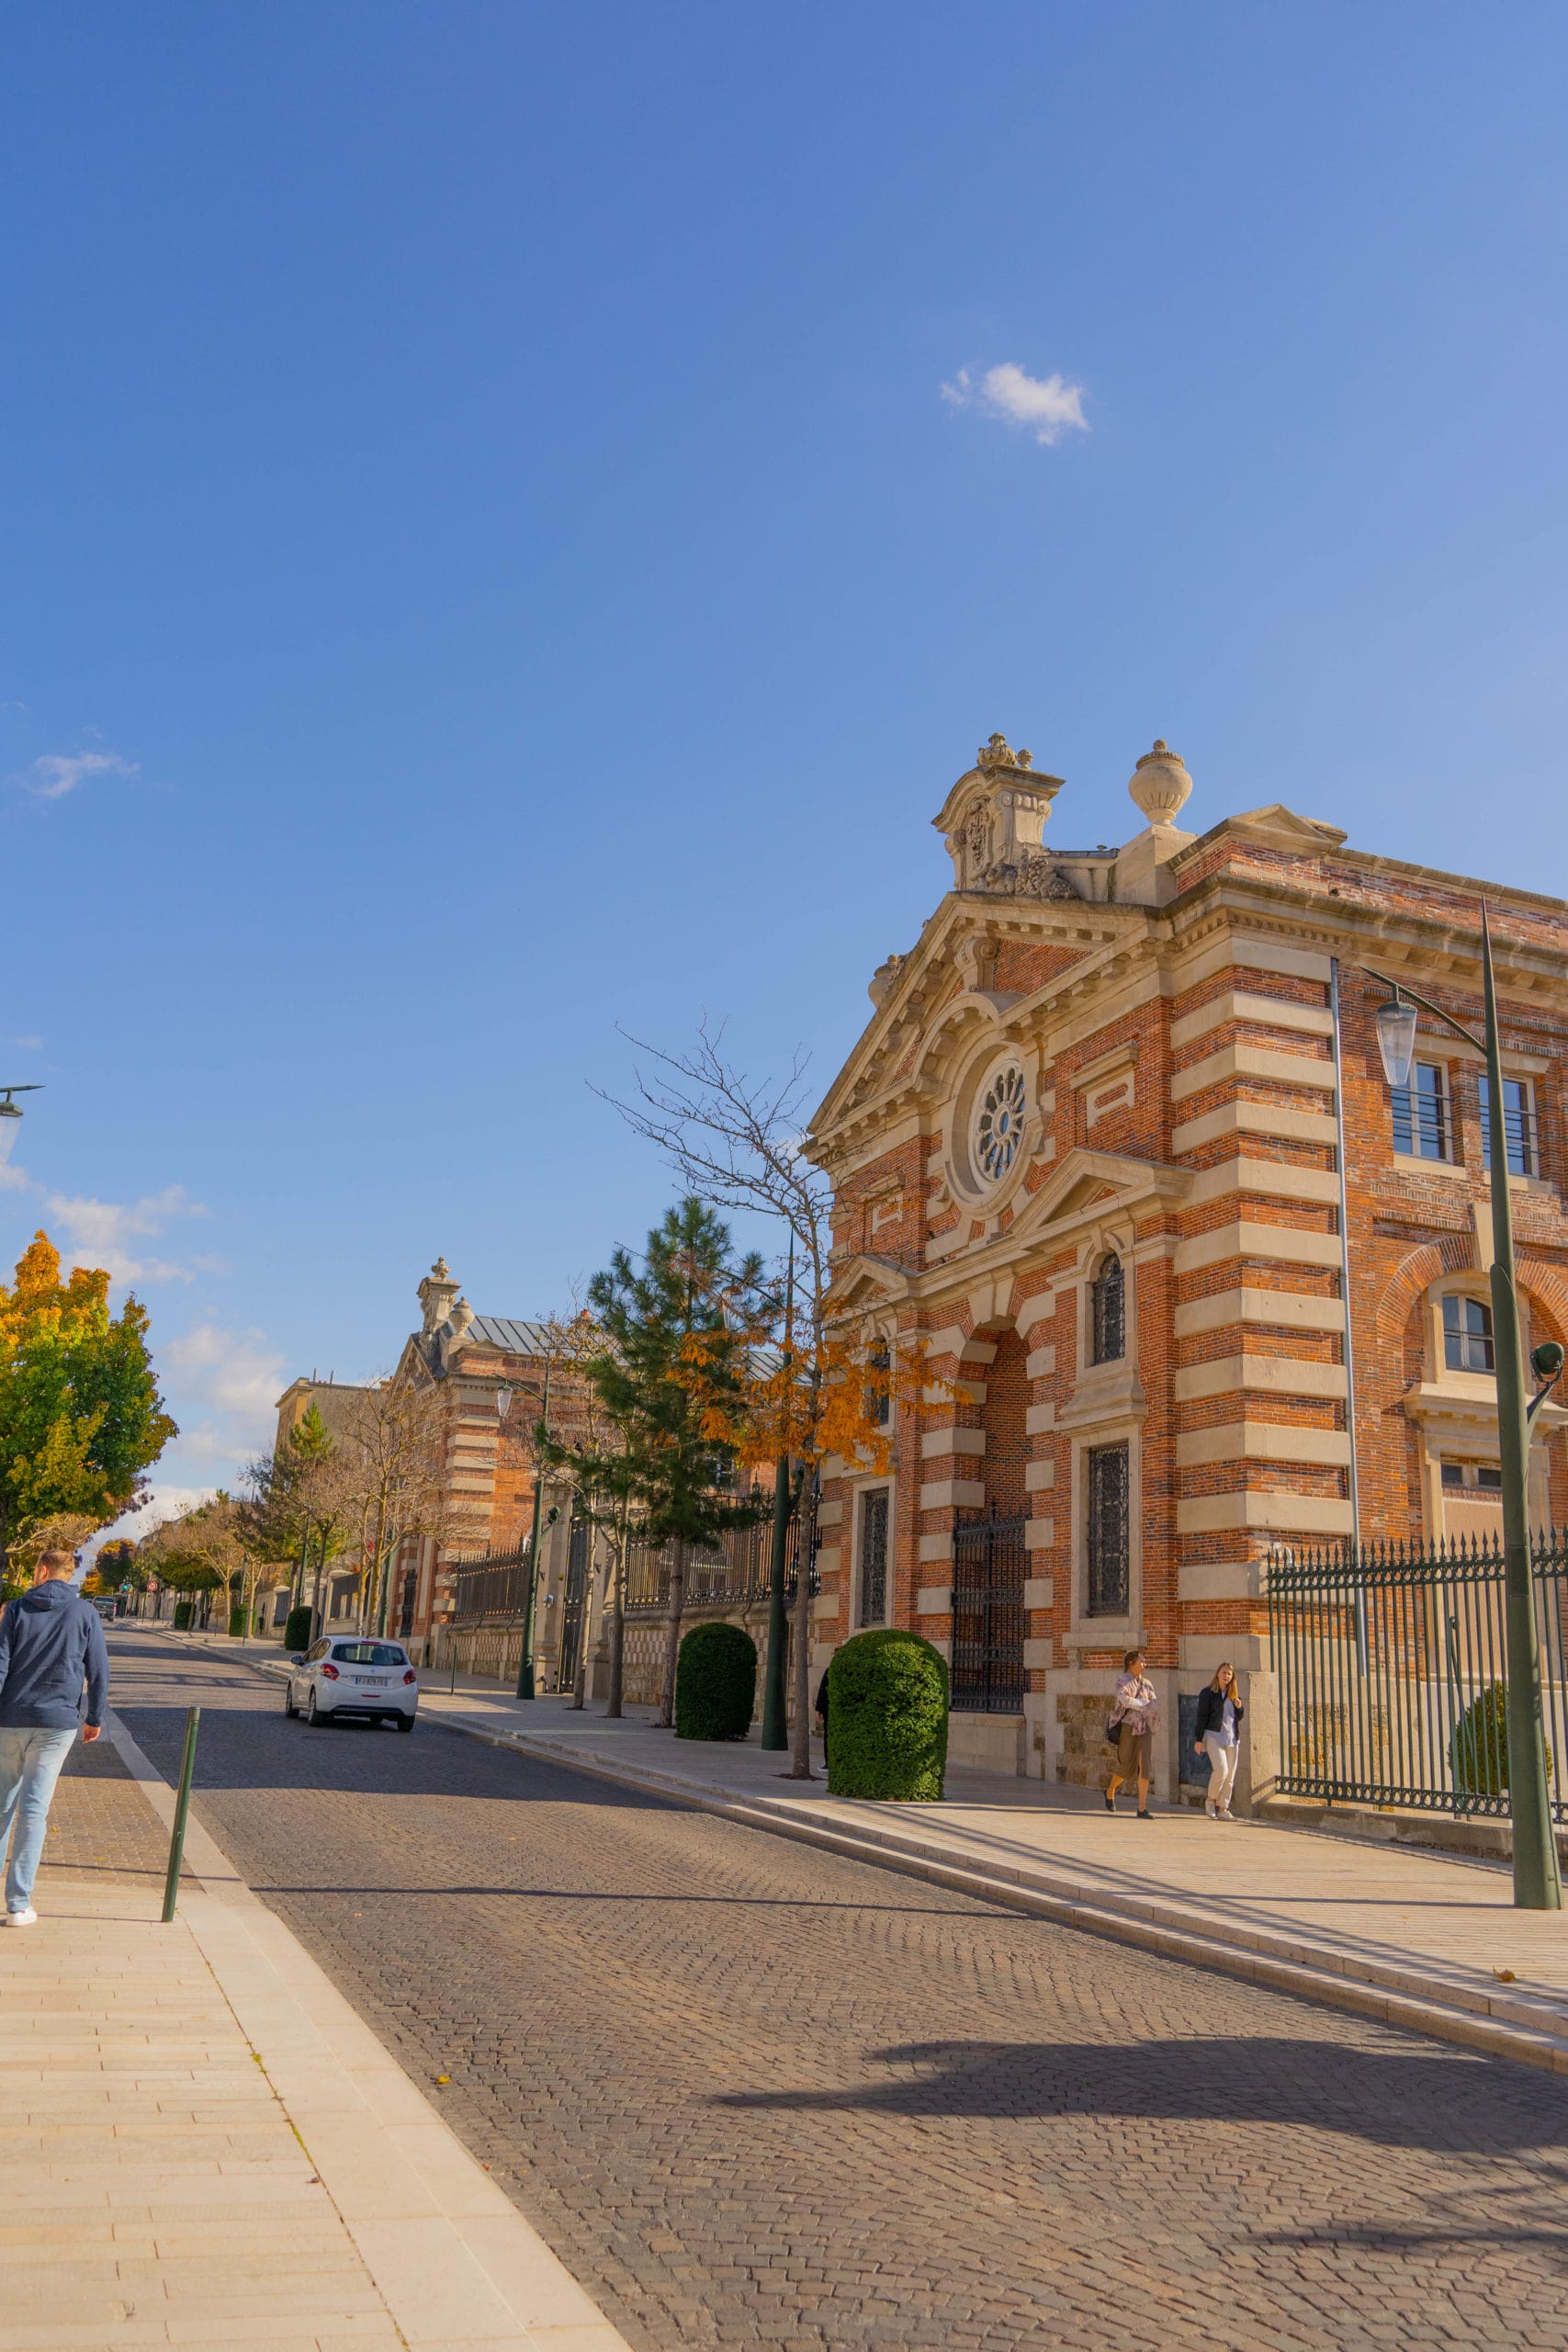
top-left (402, 1669), bottom-right (417, 1685)
top-left (321, 1663), bottom-right (341, 1680)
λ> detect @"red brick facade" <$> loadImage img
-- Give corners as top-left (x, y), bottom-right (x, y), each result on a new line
top-left (807, 742), bottom-right (1568, 1801)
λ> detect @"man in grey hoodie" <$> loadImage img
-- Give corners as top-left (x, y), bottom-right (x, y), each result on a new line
top-left (0, 1546), bottom-right (109, 1926)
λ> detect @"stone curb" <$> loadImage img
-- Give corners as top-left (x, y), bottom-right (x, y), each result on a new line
top-left (100, 1678), bottom-right (634, 2351)
top-left (164, 1632), bottom-right (1568, 2079)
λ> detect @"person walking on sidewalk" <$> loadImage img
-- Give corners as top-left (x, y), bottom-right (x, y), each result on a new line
top-left (1105, 1647), bottom-right (1159, 1818)
top-left (0, 1547), bottom-right (108, 1926)
top-left (1193, 1660), bottom-right (1245, 1820)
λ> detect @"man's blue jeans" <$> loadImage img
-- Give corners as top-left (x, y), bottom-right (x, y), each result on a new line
top-left (0, 1725), bottom-right (78, 1911)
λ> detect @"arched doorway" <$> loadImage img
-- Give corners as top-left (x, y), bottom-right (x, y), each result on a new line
top-left (952, 1329), bottom-right (1028, 1713)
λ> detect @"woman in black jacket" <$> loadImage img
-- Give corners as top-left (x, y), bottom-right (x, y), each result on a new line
top-left (1192, 1662), bottom-right (1245, 1819)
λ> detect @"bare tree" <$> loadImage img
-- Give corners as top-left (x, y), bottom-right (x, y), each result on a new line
top-left (337, 1380), bottom-right (458, 1636)
top-left (603, 1024), bottom-right (913, 1777)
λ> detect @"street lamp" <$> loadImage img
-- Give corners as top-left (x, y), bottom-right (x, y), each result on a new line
top-left (1366, 915), bottom-right (1562, 1909)
top-left (0, 1085), bottom-right (42, 1165)
top-left (514, 1363), bottom-right (550, 1700)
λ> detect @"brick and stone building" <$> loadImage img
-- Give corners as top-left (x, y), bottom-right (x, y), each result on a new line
top-left (807, 729), bottom-right (1568, 1805)
top-left (266, 1260), bottom-right (589, 1678)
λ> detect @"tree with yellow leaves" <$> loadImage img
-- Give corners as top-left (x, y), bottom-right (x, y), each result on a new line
top-left (0, 1232), bottom-right (176, 1568)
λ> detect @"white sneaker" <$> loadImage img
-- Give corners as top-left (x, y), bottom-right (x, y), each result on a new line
top-left (3, 1907), bottom-right (37, 1927)
top-left (1217, 1811), bottom-right (1235, 1822)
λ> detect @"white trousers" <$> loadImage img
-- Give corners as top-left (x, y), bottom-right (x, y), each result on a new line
top-left (1203, 1733), bottom-right (1240, 1814)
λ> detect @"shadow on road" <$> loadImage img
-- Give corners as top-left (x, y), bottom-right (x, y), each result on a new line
top-left (718, 2033), bottom-right (1568, 2154)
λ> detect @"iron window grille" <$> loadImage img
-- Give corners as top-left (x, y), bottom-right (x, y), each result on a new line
top-left (1086, 1441), bottom-right (1131, 1616)
top-left (1442, 1293), bottom-right (1495, 1374)
top-left (858, 1487), bottom-right (890, 1626)
top-left (1479, 1073), bottom-right (1538, 1178)
top-left (1089, 1252), bottom-right (1125, 1365)
top-left (1391, 1060), bottom-right (1450, 1161)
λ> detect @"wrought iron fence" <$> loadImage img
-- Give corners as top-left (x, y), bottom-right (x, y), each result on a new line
top-left (450, 1506), bottom-right (817, 1626)
top-left (448, 1544), bottom-right (532, 1625)
top-left (1269, 1531), bottom-right (1568, 1822)
top-left (623, 1512), bottom-right (817, 1613)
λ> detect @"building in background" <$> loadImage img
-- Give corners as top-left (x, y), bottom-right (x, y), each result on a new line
top-left (807, 731), bottom-right (1568, 1804)
top-left (265, 1261), bottom-right (591, 1675)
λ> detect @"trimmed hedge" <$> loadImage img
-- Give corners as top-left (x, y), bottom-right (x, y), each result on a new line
top-left (228, 1607), bottom-right (249, 1638)
top-left (675, 1620), bottom-right (758, 1741)
top-left (826, 1628), bottom-right (948, 1801)
top-left (173, 1600), bottom-right (194, 1631)
top-left (1451, 1679), bottom-right (1555, 1797)
top-left (284, 1603), bottom-right (313, 1655)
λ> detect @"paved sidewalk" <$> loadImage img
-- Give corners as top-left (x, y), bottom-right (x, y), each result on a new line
top-left (398, 1667), bottom-right (1568, 2075)
top-left (0, 1702), bottom-right (631, 2352)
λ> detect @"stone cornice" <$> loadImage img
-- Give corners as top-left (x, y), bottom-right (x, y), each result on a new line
top-left (1164, 869), bottom-right (1568, 1012)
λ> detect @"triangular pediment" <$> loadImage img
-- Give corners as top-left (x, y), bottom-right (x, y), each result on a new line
top-left (1227, 803), bottom-right (1348, 851)
top-left (1010, 1147), bottom-right (1191, 1242)
top-left (824, 1254), bottom-right (912, 1317)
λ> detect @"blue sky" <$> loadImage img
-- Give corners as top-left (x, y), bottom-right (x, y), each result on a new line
top-left (3, 3), bottom-right (1567, 1517)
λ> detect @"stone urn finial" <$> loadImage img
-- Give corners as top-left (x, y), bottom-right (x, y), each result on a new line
top-left (446, 1298), bottom-right (475, 1353)
top-left (1128, 739), bottom-right (1193, 828)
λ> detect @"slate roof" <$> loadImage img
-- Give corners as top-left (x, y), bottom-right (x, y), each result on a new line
top-left (467, 1316), bottom-right (554, 1356)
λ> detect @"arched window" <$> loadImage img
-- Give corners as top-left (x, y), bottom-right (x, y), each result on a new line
top-left (1442, 1293), bottom-right (1494, 1374)
top-left (1090, 1252), bottom-right (1124, 1365)
top-left (867, 1340), bottom-right (891, 1428)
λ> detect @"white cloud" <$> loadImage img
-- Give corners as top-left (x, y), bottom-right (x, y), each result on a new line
top-left (81, 1485), bottom-right (221, 1567)
top-left (40, 1182), bottom-right (213, 1285)
top-left (161, 1322), bottom-right (287, 1435)
top-left (14, 749), bottom-right (139, 800)
top-left (941, 361), bottom-right (1089, 446)
top-left (11, 1036), bottom-right (41, 1052)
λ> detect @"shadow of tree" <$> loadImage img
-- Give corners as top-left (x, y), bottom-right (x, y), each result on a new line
top-left (719, 2035), bottom-right (1568, 2154)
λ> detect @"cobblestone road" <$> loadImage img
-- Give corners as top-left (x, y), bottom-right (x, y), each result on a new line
top-left (113, 1628), bottom-right (1568, 2352)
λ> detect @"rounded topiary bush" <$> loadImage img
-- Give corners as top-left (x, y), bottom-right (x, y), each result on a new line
top-left (228, 1606), bottom-right (249, 1638)
top-left (826, 1628), bottom-right (948, 1801)
top-left (1451, 1680), bottom-right (1554, 1797)
top-left (283, 1603), bottom-right (313, 1655)
top-left (172, 1600), bottom-right (194, 1631)
top-left (675, 1620), bottom-right (758, 1741)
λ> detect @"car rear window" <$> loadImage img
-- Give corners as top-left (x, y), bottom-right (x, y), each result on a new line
top-left (329, 1642), bottom-right (408, 1667)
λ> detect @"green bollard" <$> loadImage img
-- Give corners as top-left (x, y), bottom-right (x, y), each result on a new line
top-left (162, 1707), bottom-right (201, 1924)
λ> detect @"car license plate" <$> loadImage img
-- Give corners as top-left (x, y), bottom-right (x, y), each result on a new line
top-left (355, 1675), bottom-right (389, 1687)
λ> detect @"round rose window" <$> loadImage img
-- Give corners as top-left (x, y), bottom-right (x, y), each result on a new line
top-left (975, 1064), bottom-right (1027, 1184)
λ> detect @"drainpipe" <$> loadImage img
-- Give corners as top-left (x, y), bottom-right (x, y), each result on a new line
top-left (1329, 957), bottom-right (1368, 1670)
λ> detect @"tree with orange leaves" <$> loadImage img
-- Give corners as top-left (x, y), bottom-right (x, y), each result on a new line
top-left (606, 1027), bottom-right (935, 1778)
top-left (0, 1231), bottom-right (176, 1563)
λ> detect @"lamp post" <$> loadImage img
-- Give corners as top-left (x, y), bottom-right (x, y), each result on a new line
top-left (514, 1363), bottom-right (550, 1701)
top-left (760, 1241), bottom-right (795, 1753)
top-left (1364, 912), bottom-right (1562, 1909)
top-left (0, 1085), bottom-right (41, 1165)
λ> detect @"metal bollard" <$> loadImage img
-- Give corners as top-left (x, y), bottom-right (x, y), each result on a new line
top-left (162, 1706), bottom-right (201, 1923)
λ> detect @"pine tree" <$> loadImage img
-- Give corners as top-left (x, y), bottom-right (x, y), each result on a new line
top-left (584, 1199), bottom-right (764, 1729)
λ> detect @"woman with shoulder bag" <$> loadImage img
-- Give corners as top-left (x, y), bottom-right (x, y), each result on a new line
top-left (1105, 1648), bottom-right (1159, 1817)
top-left (1193, 1660), bottom-right (1245, 1819)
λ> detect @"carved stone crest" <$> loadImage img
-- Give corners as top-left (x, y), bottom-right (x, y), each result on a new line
top-left (978, 849), bottom-right (1080, 900)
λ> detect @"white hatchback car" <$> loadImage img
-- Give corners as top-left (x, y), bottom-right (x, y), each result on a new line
top-left (286, 1637), bottom-right (419, 1731)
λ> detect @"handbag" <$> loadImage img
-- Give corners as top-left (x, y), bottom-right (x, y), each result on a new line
top-left (1105, 1715), bottom-right (1121, 1746)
